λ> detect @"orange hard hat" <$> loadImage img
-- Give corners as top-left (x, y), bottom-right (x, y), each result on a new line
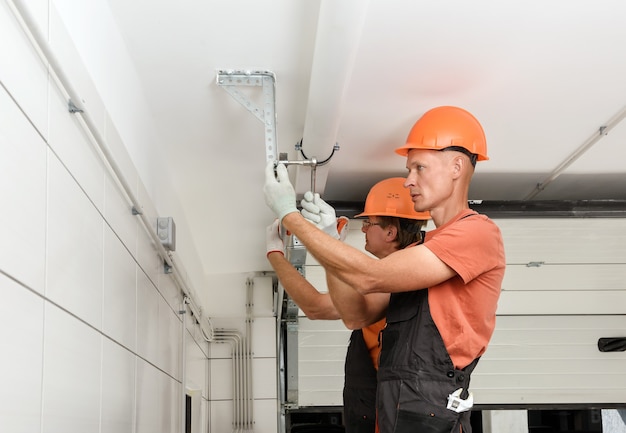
top-left (395, 106), bottom-right (488, 161)
top-left (355, 177), bottom-right (430, 220)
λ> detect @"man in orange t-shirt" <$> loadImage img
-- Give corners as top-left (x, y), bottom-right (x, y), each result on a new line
top-left (264, 106), bottom-right (505, 433)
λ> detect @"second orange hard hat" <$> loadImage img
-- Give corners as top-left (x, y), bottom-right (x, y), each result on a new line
top-left (355, 177), bottom-right (430, 220)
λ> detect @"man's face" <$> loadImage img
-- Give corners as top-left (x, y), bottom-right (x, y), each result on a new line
top-left (361, 216), bottom-right (387, 258)
top-left (404, 149), bottom-right (454, 212)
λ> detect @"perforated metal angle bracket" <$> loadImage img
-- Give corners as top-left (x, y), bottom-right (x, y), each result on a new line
top-left (216, 69), bottom-right (278, 163)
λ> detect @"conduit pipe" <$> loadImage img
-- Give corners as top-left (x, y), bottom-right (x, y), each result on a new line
top-left (214, 329), bottom-right (254, 433)
top-left (6, 0), bottom-right (214, 340)
top-left (524, 106), bottom-right (626, 200)
top-left (294, 0), bottom-right (370, 195)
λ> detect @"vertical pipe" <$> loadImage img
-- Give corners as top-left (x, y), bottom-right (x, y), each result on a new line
top-left (246, 279), bottom-right (254, 431)
top-left (180, 298), bottom-right (188, 433)
top-left (215, 330), bottom-right (245, 432)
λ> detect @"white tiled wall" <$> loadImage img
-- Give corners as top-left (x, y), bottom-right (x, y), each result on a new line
top-left (0, 2), bottom-right (278, 432)
top-left (0, 2), bottom-right (188, 432)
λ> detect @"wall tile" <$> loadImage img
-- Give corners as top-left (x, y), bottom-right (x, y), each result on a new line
top-left (252, 317), bottom-right (277, 359)
top-left (42, 302), bottom-right (101, 433)
top-left (135, 358), bottom-right (162, 433)
top-left (0, 1), bottom-right (48, 138)
top-left (101, 338), bottom-right (135, 433)
top-left (162, 375), bottom-right (181, 433)
top-left (186, 337), bottom-right (208, 399)
top-left (0, 275), bottom-right (44, 433)
top-left (200, 399), bottom-right (209, 433)
top-left (210, 400), bottom-right (234, 433)
top-left (46, 154), bottom-right (103, 329)
top-left (103, 226), bottom-right (137, 351)
top-left (136, 362), bottom-right (181, 433)
top-left (254, 399), bottom-right (279, 433)
top-left (158, 294), bottom-right (182, 379)
top-left (136, 225), bottom-right (164, 295)
top-left (209, 357), bottom-right (233, 401)
top-left (252, 276), bottom-right (275, 317)
top-left (252, 358), bottom-right (278, 400)
top-left (0, 87), bottom-right (47, 293)
top-left (159, 272), bottom-right (183, 314)
top-left (137, 268), bottom-right (160, 364)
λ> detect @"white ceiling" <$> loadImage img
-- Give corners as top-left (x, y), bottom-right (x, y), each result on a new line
top-left (103, 0), bottom-right (626, 275)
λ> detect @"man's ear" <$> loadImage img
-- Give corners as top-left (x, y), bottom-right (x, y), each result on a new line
top-left (450, 154), bottom-right (466, 180)
top-left (385, 224), bottom-right (398, 242)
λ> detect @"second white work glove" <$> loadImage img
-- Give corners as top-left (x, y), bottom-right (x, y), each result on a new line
top-left (263, 161), bottom-right (298, 222)
top-left (300, 192), bottom-right (349, 240)
top-left (265, 219), bottom-right (284, 257)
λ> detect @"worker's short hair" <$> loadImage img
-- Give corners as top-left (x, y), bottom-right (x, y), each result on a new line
top-left (377, 216), bottom-right (428, 249)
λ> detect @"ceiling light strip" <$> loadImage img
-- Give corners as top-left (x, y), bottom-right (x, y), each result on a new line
top-left (525, 106), bottom-right (626, 200)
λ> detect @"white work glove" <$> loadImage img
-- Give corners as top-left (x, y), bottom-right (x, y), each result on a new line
top-left (265, 219), bottom-right (284, 257)
top-left (300, 192), bottom-right (348, 240)
top-left (263, 161), bottom-right (298, 222)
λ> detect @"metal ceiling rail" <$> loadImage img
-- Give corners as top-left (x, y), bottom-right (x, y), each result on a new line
top-left (524, 106), bottom-right (626, 200)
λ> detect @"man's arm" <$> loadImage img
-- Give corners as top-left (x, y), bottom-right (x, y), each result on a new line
top-left (281, 211), bottom-right (456, 295)
top-left (263, 162), bottom-right (455, 298)
top-left (267, 251), bottom-right (340, 320)
top-left (326, 272), bottom-right (389, 329)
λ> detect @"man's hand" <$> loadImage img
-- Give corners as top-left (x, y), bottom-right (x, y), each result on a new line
top-left (265, 219), bottom-right (284, 257)
top-left (300, 192), bottom-right (344, 239)
top-left (263, 162), bottom-right (298, 221)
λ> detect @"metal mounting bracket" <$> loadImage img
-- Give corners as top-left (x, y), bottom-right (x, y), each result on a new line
top-left (216, 69), bottom-right (278, 163)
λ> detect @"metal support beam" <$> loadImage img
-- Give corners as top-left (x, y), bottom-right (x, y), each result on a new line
top-left (216, 69), bottom-right (278, 163)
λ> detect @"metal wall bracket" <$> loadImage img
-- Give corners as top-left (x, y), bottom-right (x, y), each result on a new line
top-left (68, 99), bottom-right (84, 113)
top-left (216, 69), bottom-right (278, 163)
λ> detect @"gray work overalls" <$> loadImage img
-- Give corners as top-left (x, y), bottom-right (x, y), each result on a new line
top-left (377, 289), bottom-right (478, 433)
top-left (344, 329), bottom-right (378, 433)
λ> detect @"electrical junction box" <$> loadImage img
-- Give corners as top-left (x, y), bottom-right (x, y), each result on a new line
top-left (157, 217), bottom-right (176, 251)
